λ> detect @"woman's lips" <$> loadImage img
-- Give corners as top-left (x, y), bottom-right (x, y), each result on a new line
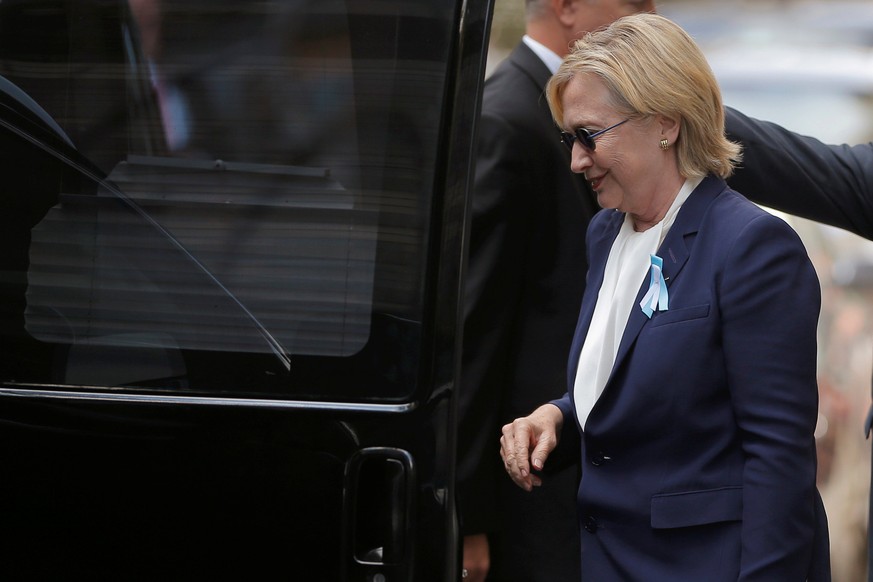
top-left (588, 173), bottom-right (605, 191)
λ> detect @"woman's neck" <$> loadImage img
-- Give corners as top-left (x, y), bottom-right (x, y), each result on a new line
top-left (630, 174), bottom-right (687, 232)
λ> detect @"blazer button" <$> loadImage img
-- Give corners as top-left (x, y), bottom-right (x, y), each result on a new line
top-left (590, 452), bottom-right (611, 466)
top-left (584, 516), bottom-right (598, 534)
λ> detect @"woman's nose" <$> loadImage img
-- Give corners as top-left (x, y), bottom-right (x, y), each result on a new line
top-left (570, 144), bottom-right (593, 174)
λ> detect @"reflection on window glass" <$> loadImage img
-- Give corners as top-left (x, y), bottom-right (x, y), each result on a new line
top-left (0, 0), bottom-right (454, 400)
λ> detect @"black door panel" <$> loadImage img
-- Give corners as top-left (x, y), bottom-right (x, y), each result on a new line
top-left (0, 0), bottom-right (491, 579)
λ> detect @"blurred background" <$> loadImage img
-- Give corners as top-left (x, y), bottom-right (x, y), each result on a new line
top-left (488, 1), bottom-right (873, 580)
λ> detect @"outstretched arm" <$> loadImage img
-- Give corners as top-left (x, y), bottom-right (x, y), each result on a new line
top-left (725, 106), bottom-right (873, 239)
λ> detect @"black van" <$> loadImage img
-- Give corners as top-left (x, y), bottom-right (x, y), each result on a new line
top-left (0, 1), bottom-right (491, 579)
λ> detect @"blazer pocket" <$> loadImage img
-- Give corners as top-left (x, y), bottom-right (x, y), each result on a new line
top-left (649, 303), bottom-right (710, 328)
top-left (651, 486), bottom-right (742, 529)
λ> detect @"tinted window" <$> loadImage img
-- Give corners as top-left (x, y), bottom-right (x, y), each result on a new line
top-left (0, 0), bottom-right (456, 401)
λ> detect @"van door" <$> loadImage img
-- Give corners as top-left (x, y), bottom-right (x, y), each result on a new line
top-left (0, 0), bottom-right (492, 579)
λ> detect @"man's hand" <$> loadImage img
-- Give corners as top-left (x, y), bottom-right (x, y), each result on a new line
top-left (462, 533), bottom-right (490, 582)
top-left (499, 404), bottom-right (563, 491)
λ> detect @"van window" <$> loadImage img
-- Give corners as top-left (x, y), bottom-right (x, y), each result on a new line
top-left (0, 0), bottom-right (456, 401)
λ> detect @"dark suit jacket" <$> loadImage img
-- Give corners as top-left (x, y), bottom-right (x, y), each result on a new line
top-left (725, 106), bottom-right (873, 238)
top-left (457, 41), bottom-right (597, 581)
top-left (552, 175), bottom-right (829, 580)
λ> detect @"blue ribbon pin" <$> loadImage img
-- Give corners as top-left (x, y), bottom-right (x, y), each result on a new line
top-left (640, 254), bottom-right (668, 318)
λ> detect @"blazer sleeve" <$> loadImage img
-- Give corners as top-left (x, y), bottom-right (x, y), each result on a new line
top-left (719, 211), bottom-right (822, 580)
top-left (725, 106), bottom-right (873, 239)
top-left (547, 393), bottom-right (581, 469)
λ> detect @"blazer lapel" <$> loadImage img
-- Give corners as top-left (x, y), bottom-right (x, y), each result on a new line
top-left (508, 42), bottom-right (553, 93)
top-left (608, 175), bottom-right (726, 383)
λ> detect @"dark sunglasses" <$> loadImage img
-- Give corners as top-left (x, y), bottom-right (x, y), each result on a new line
top-left (560, 119), bottom-right (629, 151)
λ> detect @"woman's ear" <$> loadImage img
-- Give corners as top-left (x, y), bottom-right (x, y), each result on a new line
top-left (658, 114), bottom-right (681, 144)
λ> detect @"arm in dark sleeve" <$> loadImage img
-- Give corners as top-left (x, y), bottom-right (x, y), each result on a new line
top-left (720, 213), bottom-right (821, 579)
top-left (725, 106), bottom-right (873, 239)
top-left (546, 393), bottom-right (581, 470)
top-left (455, 109), bottom-right (535, 535)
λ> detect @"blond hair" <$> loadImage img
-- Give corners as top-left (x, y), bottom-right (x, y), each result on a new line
top-left (546, 13), bottom-right (741, 179)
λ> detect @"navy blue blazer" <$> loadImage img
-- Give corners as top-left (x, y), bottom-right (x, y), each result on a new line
top-left (552, 175), bottom-right (830, 580)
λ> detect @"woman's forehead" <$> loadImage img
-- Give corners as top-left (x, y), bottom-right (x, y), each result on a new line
top-left (561, 74), bottom-right (614, 127)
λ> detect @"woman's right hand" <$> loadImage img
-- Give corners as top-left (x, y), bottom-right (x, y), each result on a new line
top-left (499, 404), bottom-right (564, 492)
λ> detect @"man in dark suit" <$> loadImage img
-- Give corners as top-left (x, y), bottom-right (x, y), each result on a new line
top-left (457, 1), bottom-right (654, 580)
top-left (724, 106), bottom-right (873, 581)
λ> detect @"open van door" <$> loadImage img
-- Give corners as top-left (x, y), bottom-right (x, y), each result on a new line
top-left (0, 1), bottom-right (492, 579)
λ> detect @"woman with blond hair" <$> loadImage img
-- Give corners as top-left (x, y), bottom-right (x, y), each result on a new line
top-left (500, 13), bottom-right (830, 580)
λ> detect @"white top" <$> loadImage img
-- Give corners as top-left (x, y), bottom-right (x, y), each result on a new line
top-left (573, 177), bottom-right (702, 429)
top-left (522, 35), bottom-right (563, 75)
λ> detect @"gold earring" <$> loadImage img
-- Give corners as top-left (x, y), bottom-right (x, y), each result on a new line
top-left (660, 138), bottom-right (669, 150)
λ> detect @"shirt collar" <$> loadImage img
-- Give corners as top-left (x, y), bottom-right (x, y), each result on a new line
top-left (659, 176), bottom-right (703, 242)
top-left (522, 35), bottom-right (563, 75)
